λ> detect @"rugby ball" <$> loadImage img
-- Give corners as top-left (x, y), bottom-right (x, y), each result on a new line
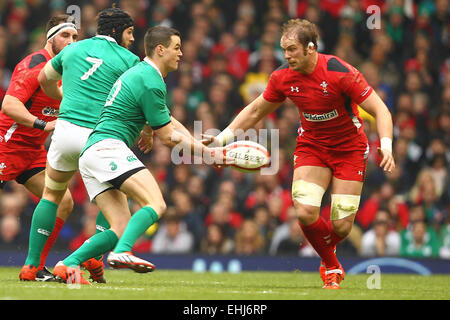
top-left (225, 140), bottom-right (270, 172)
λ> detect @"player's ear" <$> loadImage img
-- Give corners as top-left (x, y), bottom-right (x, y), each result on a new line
top-left (156, 44), bottom-right (165, 56)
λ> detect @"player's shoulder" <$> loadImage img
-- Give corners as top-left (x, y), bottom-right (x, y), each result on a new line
top-left (321, 54), bottom-right (356, 74)
top-left (121, 62), bottom-right (149, 84)
top-left (53, 40), bottom-right (79, 60)
top-left (135, 62), bottom-right (165, 90)
top-left (268, 62), bottom-right (290, 83)
top-left (92, 36), bottom-right (136, 53)
top-left (118, 48), bottom-right (140, 65)
top-left (20, 49), bottom-right (50, 70)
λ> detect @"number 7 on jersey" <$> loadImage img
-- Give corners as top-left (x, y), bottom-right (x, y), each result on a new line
top-left (81, 57), bottom-right (103, 80)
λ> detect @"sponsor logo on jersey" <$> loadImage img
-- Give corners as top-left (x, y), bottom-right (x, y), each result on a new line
top-left (302, 109), bottom-right (338, 122)
top-left (290, 86), bottom-right (300, 93)
top-left (42, 106), bottom-right (59, 117)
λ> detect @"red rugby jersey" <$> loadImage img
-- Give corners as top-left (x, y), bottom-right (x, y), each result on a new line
top-left (0, 48), bottom-right (60, 148)
top-left (263, 53), bottom-right (373, 150)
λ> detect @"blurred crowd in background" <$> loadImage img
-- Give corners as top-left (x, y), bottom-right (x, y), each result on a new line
top-left (0, 0), bottom-right (449, 260)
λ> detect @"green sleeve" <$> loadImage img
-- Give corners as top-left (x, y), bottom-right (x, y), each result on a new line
top-left (140, 87), bottom-right (171, 128)
top-left (50, 50), bottom-right (64, 74)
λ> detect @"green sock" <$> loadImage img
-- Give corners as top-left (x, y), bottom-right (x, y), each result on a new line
top-left (63, 229), bottom-right (118, 267)
top-left (95, 211), bottom-right (110, 234)
top-left (25, 199), bottom-right (58, 267)
top-left (114, 206), bottom-right (159, 253)
top-left (93, 211), bottom-right (110, 260)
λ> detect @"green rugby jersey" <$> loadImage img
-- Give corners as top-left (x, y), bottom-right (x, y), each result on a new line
top-left (51, 35), bottom-right (140, 128)
top-left (82, 57), bottom-right (171, 153)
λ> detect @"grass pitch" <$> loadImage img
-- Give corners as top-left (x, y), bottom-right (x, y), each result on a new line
top-left (0, 267), bottom-right (449, 300)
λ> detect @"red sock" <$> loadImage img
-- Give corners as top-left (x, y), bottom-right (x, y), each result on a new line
top-left (299, 216), bottom-right (340, 269)
top-left (38, 217), bottom-right (64, 270)
top-left (327, 220), bottom-right (345, 247)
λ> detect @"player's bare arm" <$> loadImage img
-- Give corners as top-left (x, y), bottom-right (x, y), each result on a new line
top-left (171, 116), bottom-right (195, 138)
top-left (155, 119), bottom-right (231, 165)
top-left (208, 94), bottom-right (283, 146)
top-left (359, 90), bottom-right (396, 173)
top-left (1, 95), bottom-right (56, 132)
top-left (38, 62), bottom-right (63, 101)
top-left (138, 114), bottom-right (196, 154)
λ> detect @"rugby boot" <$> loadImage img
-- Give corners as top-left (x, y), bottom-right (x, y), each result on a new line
top-left (82, 256), bottom-right (106, 283)
top-left (107, 251), bottom-right (155, 273)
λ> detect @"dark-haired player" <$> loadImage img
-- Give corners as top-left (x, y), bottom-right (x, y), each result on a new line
top-left (21, 7), bottom-right (141, 284)
top-left (0, 15), bottom-right (78, 282)
top-left (208, 19), bottom-right (395, 289)
top-left (52, 26), bottom-right (230, 284)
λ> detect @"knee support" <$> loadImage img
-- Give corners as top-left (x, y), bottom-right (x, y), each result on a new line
top-left (45, 172), bottom-right (69, 191)
top-left (291, 179), bottom-right (325, 207)
top-left (330, 194), bottom-right (361, 220)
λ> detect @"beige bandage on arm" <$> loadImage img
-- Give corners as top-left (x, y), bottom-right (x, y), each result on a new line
top-left (330, 194), bottom-right (361, 220)
top-left (43, 61), bottom-right (62, 81)
top-left (291, 179), bottom-right (325, 207)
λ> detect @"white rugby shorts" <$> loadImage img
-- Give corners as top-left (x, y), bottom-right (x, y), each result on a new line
top-left (47, 119), bottom-right (93, 172)
top-left (79, 138), bottom-right (145, 200)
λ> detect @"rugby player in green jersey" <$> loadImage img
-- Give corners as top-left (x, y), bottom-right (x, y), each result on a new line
top-left (52, 26), bottom-right (231, 283)
top-left (22, 7), bottom-right (140, 284)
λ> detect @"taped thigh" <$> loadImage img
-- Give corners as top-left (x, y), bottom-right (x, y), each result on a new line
top-left (291, 179), bottom-right (325, 207)
top-left (330, 194), bottom-right (361, 220)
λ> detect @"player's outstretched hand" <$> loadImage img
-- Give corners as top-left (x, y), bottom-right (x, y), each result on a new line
top-left (204, 146), bottom-right (235, 168)
top-left (44, 120), bottom-right (57, 132)
top-left (377, 147), bottom-right (395, 173)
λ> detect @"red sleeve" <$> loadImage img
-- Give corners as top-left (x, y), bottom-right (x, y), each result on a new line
top-left (338, 63), bottom-right (373, 105)
top-left (5, 60), bottom-right (41, 104)
top-left (263, 71), bottom-right (286, 103)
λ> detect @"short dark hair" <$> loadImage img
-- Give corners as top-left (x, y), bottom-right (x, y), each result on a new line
top-left (46, 14), bottom-right (72, 33)
top-left (144, 26), bottom-right (180, 57)
top-left (96, 7), bottom-right (134, 44)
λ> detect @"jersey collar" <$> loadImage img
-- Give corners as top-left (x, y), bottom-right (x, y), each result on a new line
top-left (94, 35), bottom-right (117, 43)
top-left (143, 57), bottom-right (163, 79)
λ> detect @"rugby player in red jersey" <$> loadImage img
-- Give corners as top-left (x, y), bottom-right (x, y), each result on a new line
top-left (0, 15), bottom-right (78, 281)
top-left (208, 19), bottom-right (395, 289)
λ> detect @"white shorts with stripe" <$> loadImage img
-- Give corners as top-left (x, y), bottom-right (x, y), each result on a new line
top-left (79, 138), bottom-right (145, 200)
